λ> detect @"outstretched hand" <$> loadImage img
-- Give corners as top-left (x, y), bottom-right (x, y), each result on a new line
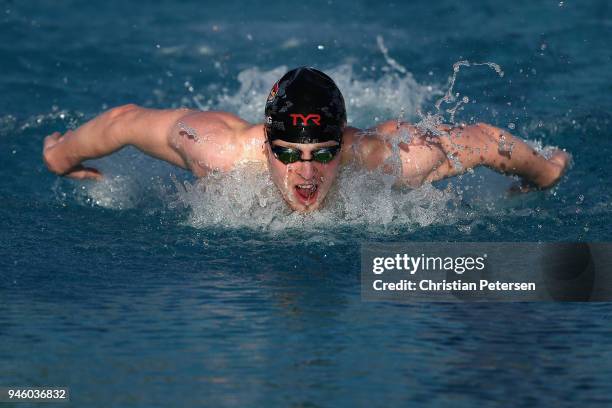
top-left (43, 131), bottom-right (103, 180)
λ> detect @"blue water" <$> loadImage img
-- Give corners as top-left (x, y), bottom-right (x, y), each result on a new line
top-left (1, 1), bottom-right (612, 406)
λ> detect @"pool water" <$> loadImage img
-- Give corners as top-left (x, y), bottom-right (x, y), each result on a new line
top-left (1, 1), bottom-right (612, 406)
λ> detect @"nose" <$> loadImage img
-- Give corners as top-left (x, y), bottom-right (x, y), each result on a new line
top-left (296, 160), bottom-right (315, 180)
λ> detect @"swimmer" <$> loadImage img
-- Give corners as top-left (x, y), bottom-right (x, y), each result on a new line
top-left (43, 67), bottom-right (570, 213)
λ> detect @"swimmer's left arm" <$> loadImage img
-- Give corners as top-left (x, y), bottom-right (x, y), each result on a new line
top-left (424, 123), bottom-right (569, 188)
top-left (367, 120), bottom-right (569, 189)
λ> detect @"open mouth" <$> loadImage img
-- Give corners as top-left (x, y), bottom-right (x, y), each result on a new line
top-left (294, 183), bottom-right (318, 204)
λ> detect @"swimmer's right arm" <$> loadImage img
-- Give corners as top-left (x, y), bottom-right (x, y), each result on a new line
top-left (43, 104), bottom-right (193, 179)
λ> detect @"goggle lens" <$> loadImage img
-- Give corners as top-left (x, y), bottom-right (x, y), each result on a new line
top-left (312, 148), bottom-right (336, 163)
top-left (274, 147), bottom-right (301, 164)
top-left (271, 145), bottom-right (340, 164)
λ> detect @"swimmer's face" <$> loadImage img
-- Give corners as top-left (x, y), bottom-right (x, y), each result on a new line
top-left (266, 139), bottom-right (342, 212)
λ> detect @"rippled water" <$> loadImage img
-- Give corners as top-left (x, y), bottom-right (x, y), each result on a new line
top-left (1, 0), bottom-right (612, 406)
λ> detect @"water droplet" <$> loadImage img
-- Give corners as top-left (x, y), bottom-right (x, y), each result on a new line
top-left (559, 1), bottom-right (564, 6)
top-left (317, 45), bottom-right (325, 50)
top-left (508, 122), bottom-right (515, 129)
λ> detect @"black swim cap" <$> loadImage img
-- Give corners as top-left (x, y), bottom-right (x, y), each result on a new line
top-left (265, 67), bottom-right (346, 144)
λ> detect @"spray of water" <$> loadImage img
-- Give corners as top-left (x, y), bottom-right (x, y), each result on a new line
top-left (170, 162), bottom-right (462, 232)
top-left (376, 35), bottom-right (408, 75)
top-left (415, 60), bottom-right (504, 136)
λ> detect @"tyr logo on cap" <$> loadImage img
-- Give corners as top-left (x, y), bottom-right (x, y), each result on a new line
top-left (290, 113), bottom-right (321, 126)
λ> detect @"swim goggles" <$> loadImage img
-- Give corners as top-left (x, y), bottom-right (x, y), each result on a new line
top-left (271, 145), bottom-right (341, 164)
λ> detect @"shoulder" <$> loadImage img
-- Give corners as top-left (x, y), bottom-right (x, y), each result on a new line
top-left (171, 113), bottom-right (266, 176)
top-left (177, 111), bottom-right (251, 133)
top-left (340, 126), bottom-right (385, 168)
top-left (340, 121), bottom-right (427, 169)
top-left (342, 121), bottom-right (416, 146)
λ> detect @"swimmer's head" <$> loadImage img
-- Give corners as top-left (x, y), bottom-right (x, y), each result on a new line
top-left (264, 67), bottom-right (346, 212)
top-left (264, 67), bottom-right (346, 145)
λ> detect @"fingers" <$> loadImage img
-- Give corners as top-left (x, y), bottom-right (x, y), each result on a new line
top-left (43, 131), bottom-right (90, 177)
top-left (64, 165), bottom-right (103, 181)
top-left (549, 149), bottom-right (571, 169)
top-left (43, 131), bottom-right (62, 150)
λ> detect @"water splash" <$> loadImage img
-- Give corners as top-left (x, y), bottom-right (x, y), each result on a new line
top-left (412, 60), bottom-right (506, 166)
top-left (170, 162), bottom-right (464, 232)
top-left (376, 35), bottom-right (408, 75)
top-left (433, 60), bottom-right (504, 123)
top-left (215, 66), bottom-right (289, 123)
top-left (372, 39), bottom-right (504, 134)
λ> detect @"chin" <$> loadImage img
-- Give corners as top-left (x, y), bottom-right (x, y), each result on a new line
top-left (286, 188), bottom-right (326, 213)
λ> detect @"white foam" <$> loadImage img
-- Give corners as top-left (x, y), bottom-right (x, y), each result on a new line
top-left (214, 66), bottom-right (289, 123)
top-left (77, 175), bottom-right (141, 210)
top-left (170, 162), bottom-right (463, 233)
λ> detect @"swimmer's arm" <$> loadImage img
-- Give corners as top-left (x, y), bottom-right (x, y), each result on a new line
top-left (365, 121), bottom-right (568, 188)
top-left (43, 104), bottom-right (192, 179)
top-left (423, 123), bottom-right (568, 188)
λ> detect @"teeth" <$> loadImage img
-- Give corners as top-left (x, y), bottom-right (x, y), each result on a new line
top-left (297, 184), bottom-right (317, 192)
